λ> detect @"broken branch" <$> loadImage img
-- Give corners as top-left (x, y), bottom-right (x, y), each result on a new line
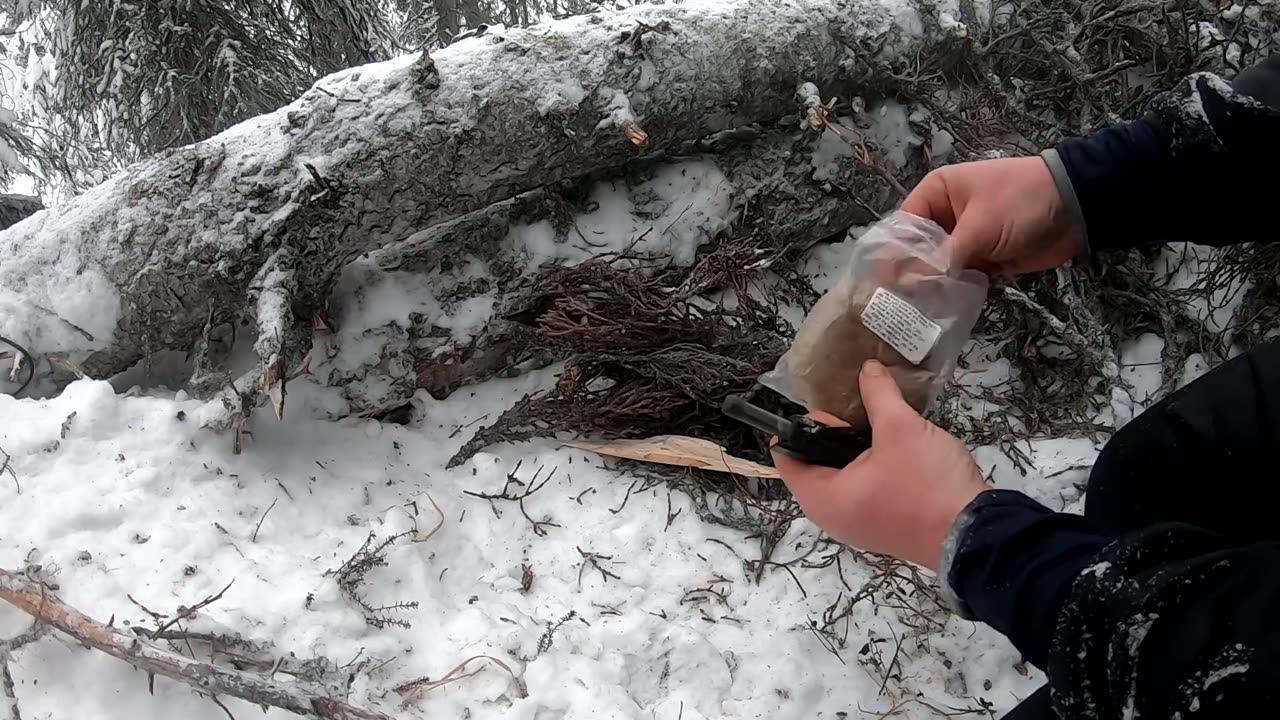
top-left (0, 567), bottom-right (391, 720)
top-left (149, 579), bottom-right (236, 640)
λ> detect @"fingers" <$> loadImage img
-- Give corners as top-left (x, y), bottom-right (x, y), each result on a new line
top-left (770, 445), bottom-right (839, 502)
top-left (945, 214), bottom-right (987, 272)
top-left (859, 360), bottom-right (914, 431)
top-left (900, 169), bottom-right (957, 232)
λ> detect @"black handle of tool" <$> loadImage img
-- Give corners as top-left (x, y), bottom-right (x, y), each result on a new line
top-left (778, 416), bottom-right (872, 468)
top-left (721, 395), bottom-right (871, 469)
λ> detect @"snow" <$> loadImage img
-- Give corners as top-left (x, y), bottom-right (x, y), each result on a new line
top-left (0, 183), bottom-right (1093, 720)
top-left (312, 255), bottom-right (499, 404)
top-left (1119, 333), bottom-right (1165, 407)
top-left (974, 437), bottom-right (1099, 513)
top-left (930, 127), bottom-right (956, 163)
top-left (868, 99), bottom-right (924, 169)
top-left (2, 365), bottom-right (1044, 720)
top-left (1158, 243), bottom-right (1248, 336)
top-left (0, 165), bottom-right (1129, 720)
top-left (809, 118), bottom-right (855, 183)
top-left (505, 159), bottom-right (735, 271)
top-left (0, 149), bottom-right (1222, 720)
top-left (807, 98), bottom-right (923, 183)
top-left (1202, 661), bottom-right (1250, 690)
top-left (336, 259), bottom-right (495, 341)
top-left (535, 80), bottom-right (588, 116)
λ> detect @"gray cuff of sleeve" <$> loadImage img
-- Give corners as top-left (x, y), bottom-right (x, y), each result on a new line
top-left (1040, 148), bottom-right (1089, 263)
top-left (938, 497), bottom-right (980, 620)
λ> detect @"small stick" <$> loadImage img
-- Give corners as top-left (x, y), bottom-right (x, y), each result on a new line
top-left (150, 579), bottom-right (235, 640)
top-left (418, 494), bottom-right (446, 543)
top-left (395, 654), bottom-right (527, 704)
top-left (448, 415), bottom-right (487, 439)
top-left (0, 447), bottom-right (16, 494)
top-left (252, 498), bottom-right (279, 543)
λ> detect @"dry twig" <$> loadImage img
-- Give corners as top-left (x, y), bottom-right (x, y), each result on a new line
top-left (395, 654), bottom-right (527, 705)
top-left (0, 447), bottom-right (15, 494)
top-left (464, 461), bottom-right (561, 536)
top-left (251, 498), bottom-right (279, 543)
top-left (327, 532), bottom-right (419, 629)
top-left (149, 579), bottom-right (235, 640)
top-left (0, 567), bottom-right (391, 720)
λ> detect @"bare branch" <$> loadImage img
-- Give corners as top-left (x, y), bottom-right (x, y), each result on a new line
top-left (252, 498), bottom-right (280, 543)
top-left (149, 579), bottom-right (236, 640)
top-left (0, 447), bottom-right (16, 495)
top-left (0, 567), bottom-right (392, 720)
top-left (395, 654), bottom-right (527, 705)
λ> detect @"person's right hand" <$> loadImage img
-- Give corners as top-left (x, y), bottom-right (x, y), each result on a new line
top-left (771, 361), bottom-right (988, 572)
top-left (901, 156), bottom-right (1080, 277)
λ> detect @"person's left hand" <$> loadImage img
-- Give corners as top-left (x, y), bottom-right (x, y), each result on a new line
top-left (771, 360), bottom-right (988, 572)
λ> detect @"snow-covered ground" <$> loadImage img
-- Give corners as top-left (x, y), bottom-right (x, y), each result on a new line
top-left (1, 355), bottom-right (1078, 720)
top-left (2, 240), bottom-right (1202, 720)
top-left (0, 99), bottom-right (1207, 720)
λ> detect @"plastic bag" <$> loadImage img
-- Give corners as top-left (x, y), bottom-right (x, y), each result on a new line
top-left (760, 211), bottom-right (988, 429)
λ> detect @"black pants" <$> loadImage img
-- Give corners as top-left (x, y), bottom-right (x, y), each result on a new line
top-left (1005, 339), bottom-right (1280, 719)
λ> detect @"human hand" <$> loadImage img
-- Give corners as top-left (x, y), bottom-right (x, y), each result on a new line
top-left (901, 157), bottom-right (1079, 277)
top-left (771, 360), bottom-right (987, 572)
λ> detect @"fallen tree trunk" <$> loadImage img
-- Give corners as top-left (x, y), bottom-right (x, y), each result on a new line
top-left (316, 110), bottom-right (931, 411)
top-left (0, 0), bottom-right (954, 422)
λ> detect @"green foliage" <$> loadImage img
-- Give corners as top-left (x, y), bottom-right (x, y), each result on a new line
top-left (0, 0), bottom-right (401, 194)
top-left (0, 0), bottom-right (650, 195)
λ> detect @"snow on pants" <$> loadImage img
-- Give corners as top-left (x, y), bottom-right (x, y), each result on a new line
top-left (1003, 337), bottom-right (1280, 719)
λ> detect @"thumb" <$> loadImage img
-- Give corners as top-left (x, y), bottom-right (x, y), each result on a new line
top-left (770, 445), bottom-right (838, 504)
top-left (859, 360), bottom-right (911, 430)
top-left (945, 214), bottom-right (994, 273)
top-left (900, 171), bottom-right (955, 231)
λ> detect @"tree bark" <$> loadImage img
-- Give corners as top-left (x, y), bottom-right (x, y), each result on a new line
top-left (0, 194), bottom-right (41, 231)
top-left (458, 0), bottom-right (491, 30)
top-left (326, 118), bottom-right (923, 412)
top-left (0, 0), bottom-right (953, 414)
top-left (435, 0), bottom-right (460, 43)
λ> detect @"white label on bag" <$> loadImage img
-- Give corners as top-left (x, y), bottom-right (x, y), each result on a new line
top-left (860, 287), bottom-right (941, 365)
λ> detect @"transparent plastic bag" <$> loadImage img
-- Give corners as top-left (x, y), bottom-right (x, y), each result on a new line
top-left (760, 211), bottom-right (989, 429)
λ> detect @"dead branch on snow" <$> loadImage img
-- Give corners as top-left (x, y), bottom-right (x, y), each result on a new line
top-left (0, 567), bottom-right (393, 720)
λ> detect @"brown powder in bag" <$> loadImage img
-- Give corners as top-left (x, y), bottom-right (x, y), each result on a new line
top-left (760, 212), bottom-right (989, 430)
top-left (777, 282), bottom-right (937, 429)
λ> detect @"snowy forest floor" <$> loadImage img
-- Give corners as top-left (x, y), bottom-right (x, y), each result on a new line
top-left (0, 132), bottom-right (1224, 717)
top-left (1, 0), bottom-right (1276, 715)
top-left (0, 223), bottom-right (1207, 720)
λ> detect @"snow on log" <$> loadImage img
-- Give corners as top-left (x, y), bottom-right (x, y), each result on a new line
top-left (0, 0), bottom-right (957, 417)
top-left (310, 98), bottom-right (934, 413)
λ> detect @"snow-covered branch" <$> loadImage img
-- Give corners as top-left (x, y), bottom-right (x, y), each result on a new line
top-left (0, 567), bottom-right (393, 720)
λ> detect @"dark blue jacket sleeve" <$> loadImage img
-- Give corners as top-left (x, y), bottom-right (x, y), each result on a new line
top-left (1048, 523), bottom-right (1280, 718)
top-left (942, 490), bottom-right (1111, 669)
top-left (945, 491), bottom-right (1280, 717)
top-left (1053, 59), bottom-right (1280, 254)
